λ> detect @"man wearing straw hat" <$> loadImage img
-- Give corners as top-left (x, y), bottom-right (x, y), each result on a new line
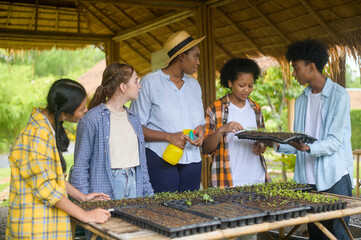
top-left (273, 39), bottom-right (353, 240)
top-left (131, 31), bottom-right (206, 193)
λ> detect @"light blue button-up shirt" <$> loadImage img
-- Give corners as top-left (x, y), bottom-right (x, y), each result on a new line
top-left (130, 69), bottom-right (206, 164)
top-left (278, 78), bottom-right (353, 191)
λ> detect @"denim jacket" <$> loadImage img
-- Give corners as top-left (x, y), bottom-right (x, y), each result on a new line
top-left (278, 78), bottom-right (353, 191)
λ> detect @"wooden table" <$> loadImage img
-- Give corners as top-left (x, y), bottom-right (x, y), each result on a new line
top-left (71, 193), bottom-right (361, 240)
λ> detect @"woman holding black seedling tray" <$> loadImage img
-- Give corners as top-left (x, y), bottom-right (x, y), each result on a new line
top-left (235, 130), bottom-right (317, 144)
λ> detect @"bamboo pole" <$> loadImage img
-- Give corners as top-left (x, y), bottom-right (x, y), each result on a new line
top-left (340, 217), bottom-right (354, 240)
top-left (313, 221), bottom-right (337, 240)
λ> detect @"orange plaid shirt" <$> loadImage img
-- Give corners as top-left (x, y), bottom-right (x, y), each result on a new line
top-left (204, 94), bottom-right (267, 188)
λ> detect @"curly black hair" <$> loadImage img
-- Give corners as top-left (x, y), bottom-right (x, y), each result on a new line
top-left (286, 39), bottom-right (329, 73)
top-left (219, 58), bottom-right (261, 89)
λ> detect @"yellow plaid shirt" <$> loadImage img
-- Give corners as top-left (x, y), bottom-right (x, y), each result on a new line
top-left (6, 108), bottom-right (71, 240)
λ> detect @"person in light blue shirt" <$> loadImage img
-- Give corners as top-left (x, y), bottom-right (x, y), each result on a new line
top-left (130, 31), bottom-right (206, 193)
top-left (274, 39), bottom-right (353, 240)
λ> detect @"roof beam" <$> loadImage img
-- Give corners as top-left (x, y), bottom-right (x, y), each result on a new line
top-left (113, 4), bottom-right (163, 48)
top-left (6, 5), bottom-right (12, 28)
top-left (84, 2), bottom-right (151, 61)
top-left (298, 0), bottom-right (340, 43)
top-left (245, 0), bottom-right (291, 44)
top-left (0, 29), bottom-right (111, 43)
top-left (78, 2), bottom-right (114, 33)
top-left (34, 0), bottom-right (38, 30)
top-left (207, 0), bottom-right (238, 8)
top-left (113, 10), bottom-right (194, 41)
top-left (72, 0), bottom-right (198, 10)
top-left (214, 8), bottom-right (264, 55)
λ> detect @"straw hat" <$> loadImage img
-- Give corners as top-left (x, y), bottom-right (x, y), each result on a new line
top-left (164, 31), bottom-right (205, 65)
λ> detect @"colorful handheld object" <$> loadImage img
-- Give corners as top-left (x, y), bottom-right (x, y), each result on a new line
top-left (163, 129), bottom-right (195, 165)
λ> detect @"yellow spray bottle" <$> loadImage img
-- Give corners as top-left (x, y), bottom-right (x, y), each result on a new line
top-left (163, 129), bottom-right (195, 165)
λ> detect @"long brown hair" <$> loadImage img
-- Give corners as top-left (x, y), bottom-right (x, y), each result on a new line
top-left (88, 63), bottom-right (134, 110)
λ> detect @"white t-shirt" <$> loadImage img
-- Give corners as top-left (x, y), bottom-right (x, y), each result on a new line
top-left (227, 100), bottom-right (265, 186)
top-left (305, 91), bottom-right (322, 184)
top-left (108, 107), bottom-right (140, 169)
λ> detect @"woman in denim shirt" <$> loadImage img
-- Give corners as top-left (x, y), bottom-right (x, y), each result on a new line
top-left (70, 63), bottom-right (154, 200)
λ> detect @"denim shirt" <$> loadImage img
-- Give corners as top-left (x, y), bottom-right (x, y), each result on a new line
top-left (278, 78), bottom-right (353, 191)
top-left (70, 103), bottom-right (154, 198)
top-left (130, 69), bottom-right (206, 164)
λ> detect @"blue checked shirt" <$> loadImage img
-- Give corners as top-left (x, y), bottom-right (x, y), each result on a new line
top-left (70, 103), bottom-right (154, 198)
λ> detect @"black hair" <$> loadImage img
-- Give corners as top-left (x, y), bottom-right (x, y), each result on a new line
top-left (286, 39), bottom-right (329, 73)
top-left (219, 58), bottom-right (261, 89)
top-left (46, 79), bottom-right (86, 172)
top-left (88, 63), bottom-right (134, 110)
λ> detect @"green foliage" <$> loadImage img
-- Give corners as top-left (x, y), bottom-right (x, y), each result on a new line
top-left (0, 47), bottom-right (105, 154)
top-left (250, 66), bottom-right (304, 132)
top-left (351, 109), bottom-right (361, 150)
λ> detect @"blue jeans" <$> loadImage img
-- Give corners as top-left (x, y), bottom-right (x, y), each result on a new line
top-left (308, 174), bottom-right (352, 240)
top-left (85, 168), bottom-right (136, 240)
top-left (111, 168), bottom-right (136, 199)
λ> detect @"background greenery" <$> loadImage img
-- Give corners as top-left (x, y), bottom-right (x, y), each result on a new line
top-left (0, 47), bottom-right (104, 153)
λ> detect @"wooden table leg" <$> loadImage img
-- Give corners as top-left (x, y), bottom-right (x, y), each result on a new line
top-left (313, 221), bottom-right (337, 240)
top-left (90, 234), bottom-right (99, 240)
top-left (260, 231), bottom-right (275, 240)
top-left (284, 224), bottom-right (301, 240)
top-left (340, 217), bottom-right (354, 240)
top-left (279, 227), bottom-right (285, 239)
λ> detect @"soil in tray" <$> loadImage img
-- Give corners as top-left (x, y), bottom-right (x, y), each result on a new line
top-left (187, 202), bottom-right (265, 219)
top-left (116, 204), bottom-right (214, 228)
top-left (237, 196), bottom-right (306, 212)
top-left (235, 130), bottom-right (316, 144)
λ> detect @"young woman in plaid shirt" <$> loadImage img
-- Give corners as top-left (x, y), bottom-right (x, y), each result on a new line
top-left (6, 79), bottom-right (110, 240)
top-left (203, 58), bottom-right (268, 189)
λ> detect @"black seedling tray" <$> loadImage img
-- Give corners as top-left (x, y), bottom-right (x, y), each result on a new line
top-left (235, 131), bottom-right (317, 144)
top-left (163, 200), bottom-right (267, 229)
top-left (308, 201), bottom-right (347, 213)
top-left (215, 194), bottom-right (310, 222)
top-left (113, 205), bottom-right (220, 238)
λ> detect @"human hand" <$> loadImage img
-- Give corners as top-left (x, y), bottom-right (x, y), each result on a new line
top-left (84, 193), bottom-right (111, 202)
top-left (188, 126), bottom-right (205, 147)
top-left (289, 141), bottom-right (310, 152)
top-left (84, 208), bottom-right (111, 223)
top-left (253, 141), bottom-right (265, 155)
top-left (168, 131), bottom-right (187, 149)
top-left (218, 121), bottom-right (243, 134)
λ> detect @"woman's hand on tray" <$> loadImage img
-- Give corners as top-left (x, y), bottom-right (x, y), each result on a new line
top-left (253, 141), bottom-right (266, 155)
top-left (289, 141), bottom-right (310, 152)
top-left (84, 192), bottom-right (111, 202)
top-left (219, 121), bottom-right (244, 134)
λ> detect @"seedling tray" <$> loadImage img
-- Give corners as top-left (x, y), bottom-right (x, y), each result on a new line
top-left (308, 201), bottom-right (347, 213)
top-left (235, 130), bottom-right (317, 144)
top-left (113, 204), bottom-right (220, 238)
top-left (216, 194), bottom-right (310, 222)
top-left (164, 200), bottom-right (267, 229)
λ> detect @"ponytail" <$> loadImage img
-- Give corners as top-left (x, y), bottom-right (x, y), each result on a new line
top-left (88, 85), bottom-right (106, 110)
top-left (88, 63), bottom-right (134, 110)
top-left (54, 109), bottom-right (69, 172)
top-left (47, 79), bottom-right (86, 173)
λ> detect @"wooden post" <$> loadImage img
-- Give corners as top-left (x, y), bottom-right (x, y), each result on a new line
top-left (105, 40), bottom-right (120, 66)
top-left (196, 4), bottom-right (216, 189)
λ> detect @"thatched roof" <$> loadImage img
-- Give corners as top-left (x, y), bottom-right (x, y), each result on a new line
top-left (1, 0), bottom-right (361, 76)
